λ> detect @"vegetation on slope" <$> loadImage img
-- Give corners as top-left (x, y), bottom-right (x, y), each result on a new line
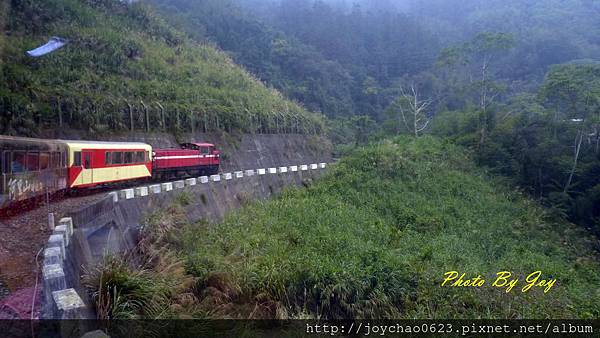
top-left (0, 0), bottom-right (325, 137)
top-left (184, 137), bottom-right (599, 319)
top-left (151, 0), bottom-right (442, 120)
top-left (432, 63), bottom-right (600, 231)
top-left (86, 137), bottom-right (600, 319)
top-left (150, 0), bottom-right (356, 118)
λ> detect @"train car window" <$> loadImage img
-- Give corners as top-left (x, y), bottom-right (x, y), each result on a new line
top-left (146, 151), bottom-right (150, 162)
top-left (74, 151), bottom-right (82, 167)
top-left (0, 152), bottom-right (5, 174)
top-left (200, 146), bottom-right (210, 155)
top-left (124, 152), bottom-right (133, 164)
top-left (12, 152), bottom-right (26, 173)
top-left (1, 152), bottom-right (7, 174)
top-left (113, 152), bottom-right (123, 164)
top-left (52, 152), bottom-right (61, 168)
top-left (51, 153), bottom-right (57, 168)
top-left (135, 151), bottom-right (145, 163)
top-left (26, 152), bottom-right (39, 171)
top-left (84, 153), bottom-right (91, 169)
top-left (40, 152), bottom-right (50, 170)
top-left (105, 152), bottom-right (112, 165)
top-left (62, 152), bottom-right (67, 168)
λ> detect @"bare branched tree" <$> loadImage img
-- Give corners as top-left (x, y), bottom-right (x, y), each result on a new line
top-left (395, 84), bottom-right (432, 137)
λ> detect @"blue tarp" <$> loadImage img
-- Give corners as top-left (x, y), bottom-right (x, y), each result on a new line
top-left (26, 37), bottom-right (68, 57)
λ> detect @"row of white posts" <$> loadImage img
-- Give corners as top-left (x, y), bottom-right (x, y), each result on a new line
top-left (42, 217), bottom-right (89, 319)
top-left (110, 163), bottom-right (327, 202)
top-left (40, 162), bottom-right (327, 320)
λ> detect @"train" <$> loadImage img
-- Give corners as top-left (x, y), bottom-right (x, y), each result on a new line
top-left (0, 135), bottom-right (220, 214)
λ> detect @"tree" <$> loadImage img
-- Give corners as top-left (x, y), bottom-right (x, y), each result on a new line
top-left (386, 84), bottom-right (432, 137)
top-left (539, 64), bottom-right (600, 193)
top-left (438, 32), bottom-right (515, 147)
top-left (349, 115), bottom-right (375, 145)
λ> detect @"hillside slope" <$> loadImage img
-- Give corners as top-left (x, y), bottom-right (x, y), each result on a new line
top-left (88, 137), bottom-right (600, 319)
top-left (0, 0), bottom-right (324, 137)
top-left (149, 0), bottom-right (356, 118)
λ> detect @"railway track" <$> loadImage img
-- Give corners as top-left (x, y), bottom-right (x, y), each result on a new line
top-left (0, 167), bottom-right (232, 295)
top-left (0, 190), bottom-right (111, 294)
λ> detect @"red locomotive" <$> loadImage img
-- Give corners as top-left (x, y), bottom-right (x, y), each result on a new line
top-left (153, 142), bottom-right (220, 179)
top-left (0, 135), bottom-right (220, 214)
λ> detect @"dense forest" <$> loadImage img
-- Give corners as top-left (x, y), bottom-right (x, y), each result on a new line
top-left (148, 0), bottom-right (600, 234)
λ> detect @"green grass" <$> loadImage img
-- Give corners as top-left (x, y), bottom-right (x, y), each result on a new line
top-left (0, 0), bottom-right (324, 136)
top-left (180, 136), bottom-right (600, 319)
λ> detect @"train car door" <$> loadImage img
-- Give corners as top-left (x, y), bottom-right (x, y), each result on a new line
top-left (81, 151), bottom-right (93, 185)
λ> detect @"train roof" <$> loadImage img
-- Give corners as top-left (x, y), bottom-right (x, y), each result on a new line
top-left (184, 142), bottom-right (215, 147)
top-left (60, 140), bottom-right (152, 150)
top-left (61, 140), bottom-right (152, 150)
top-left (0, 135), bottom-right (65, 144)
top-left (0, 135), bottom-right (151, 149)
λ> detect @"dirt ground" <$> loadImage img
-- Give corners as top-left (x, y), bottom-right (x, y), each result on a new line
top-left (0, 194), bottom-right (107, 294)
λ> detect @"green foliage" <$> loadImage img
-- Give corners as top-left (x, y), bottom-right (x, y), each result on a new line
top-left (539, 64), bottom-right (600, 121)
top-left (83, 204), bottom-right (196, 319)
top-left (433, 64), bottom-right (600, 231)
top-left (149, 0), bottom-right (355, 118)
top-left (233, 0), bottom-right (600, 125)
top-left (82, 255), bottom-right (175, 319)
top-left (174, 191), bottom-right (193, 207)
top-left (151, 0), bottom-right (440, 120)
top-left (0, 0), bottom-right (325, 137)
top-left (181, 137), bottom-right (600, 319)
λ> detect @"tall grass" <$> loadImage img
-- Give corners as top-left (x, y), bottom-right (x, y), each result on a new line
top-left (82, 204), bottom-right (196, 319)
top-left (181, 136), bottom-right (600, 319)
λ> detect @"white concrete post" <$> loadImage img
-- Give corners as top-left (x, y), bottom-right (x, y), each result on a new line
top-left (234, 171), bottom-right (244, 178)
top-left (44, 247), bottom-right (63, 266)
top-left (47, 234), bottom-right (66, 261)
top-left (52, 288), bottom-right (87, 319)
top-left (134, 187), bottom-right (149, 197)
top-left (58, 218), bottom-right (73, 237)
top-left (108, 192), bottom-right (118, 203)
top-left (199, 176), bottom-right (209, 184)
top-left (54, 225), bottom-right (70, 247)
top-left (119, 189), bottom-right (134, 200)
top-left (210, 174), bottom-right (221, 182)
top-left (173, 180), bottom-right (185, 189)
top-left (185, 178), bottom-right (197, 186)
top-left (161, 182), bottom-right (173, 192)
top-left (258, 169), bottom-right (266, 175)
top-left (43, 264), bottom-right (67, 295)
top-left (48, 213), bottom-right (55, 231)
top-left (149, 184), bottom-right (161, 194)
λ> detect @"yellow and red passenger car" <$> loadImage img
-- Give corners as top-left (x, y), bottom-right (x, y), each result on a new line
top-left (64, 141), bottom-right (152, 188)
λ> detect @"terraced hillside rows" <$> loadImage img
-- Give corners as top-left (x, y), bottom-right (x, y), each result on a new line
top-left (0, 0), bottom-right (324, 137)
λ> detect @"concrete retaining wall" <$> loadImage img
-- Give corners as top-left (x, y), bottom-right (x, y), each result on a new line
top-left (39, 162), bottom-right (329, 321)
